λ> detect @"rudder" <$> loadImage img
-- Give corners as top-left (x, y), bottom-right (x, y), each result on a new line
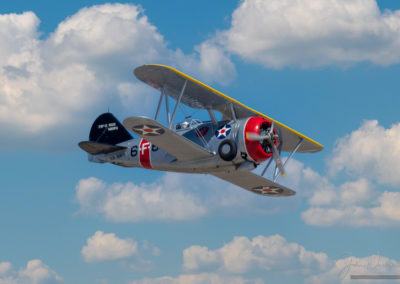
top-left (89, 113), bottom-right (132, 145)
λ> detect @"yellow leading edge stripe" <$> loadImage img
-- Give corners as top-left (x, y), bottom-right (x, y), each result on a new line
top-left (151, 64), bottom-right (324, 150)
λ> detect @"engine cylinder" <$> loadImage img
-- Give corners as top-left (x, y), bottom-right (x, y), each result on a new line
top-left (241, 116), bottom-right (277, 163)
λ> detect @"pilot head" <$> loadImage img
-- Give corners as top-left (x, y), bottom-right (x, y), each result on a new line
top-left (181, 121), bottom-right (189, 128)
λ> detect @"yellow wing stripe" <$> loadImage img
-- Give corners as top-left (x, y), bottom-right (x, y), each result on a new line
top-left (150, 64), bottom-right (324, 150)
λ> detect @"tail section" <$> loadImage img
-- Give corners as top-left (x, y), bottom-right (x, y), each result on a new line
top-left (89, 112), bottom-right (132, 145)
top-left (78, 141), bottom-right (126, 155)
top-left (78, 113), bottom-right (132, 158)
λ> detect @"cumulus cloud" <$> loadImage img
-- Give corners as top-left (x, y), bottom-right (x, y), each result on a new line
top-left (329, 120), bottom-right (400, 187)
top-left (75, 171), bottom-right (301, 223)
top-left (308, 178), bottom-right (373, 206)
top-left (130, 236), bottom-right (400, 284)
top-left (293, 120), bottom-right (400, 227)
top-left (81, 230), bottom-right (138, 262)
top-left (0, 4), bottom-right (235, 149)
top-left (183, 234), bottom-right (330, 274)
top-left (302, 190), bottom-right (400, 227)
top-left (0, 262), bottom-right (11, 275)
top-left (130, 273), bottom-right (262, 284)
top-left (307, 255), bottom-right (400, 284)
top-left (75, 176), bottom-right (207, 222)
top-left (0, 259), bottom-right (62, 284)
top-left (182, 236), bottom-right (400, 283)
top-left (218, 0), bottom-right (400, 68)
top-left (280, 158), bottom-right (400, 227)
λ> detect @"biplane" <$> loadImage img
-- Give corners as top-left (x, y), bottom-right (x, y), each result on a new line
top-left (79, 65), bottom-right (323, 196)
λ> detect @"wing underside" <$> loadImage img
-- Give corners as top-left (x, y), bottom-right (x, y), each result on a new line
top-left (212, 170), bottom-right (295, 197)
top-left (134, 64), bottom-right (323, 154)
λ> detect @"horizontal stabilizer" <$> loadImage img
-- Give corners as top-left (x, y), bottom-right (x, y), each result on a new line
top-left (78, 141), bottom-right (126, 155)
top-left (123, 116), bottom-right (213, 161)
top-left (212, 170), bottom-right (295, 197)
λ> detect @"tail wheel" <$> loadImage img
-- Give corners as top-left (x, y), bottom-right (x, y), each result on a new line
top-left (218, 139), bottom-right (237, 161)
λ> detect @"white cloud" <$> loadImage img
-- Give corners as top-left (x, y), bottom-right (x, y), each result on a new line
top-left (81, 230), bottom-right (138, 262)
top-left (181, 236), bottom-right (400, 283)
top-left (0, 4), bottom-right (235, 149)
top-left (307, 255), bottom-right (400, 284)
top-left (130, 233), bottom-right (400, 283)
top-left (131, 273), bottom-right (263, 284)
top-left (75, 177), bottom-right (107, 212)
top-left (49, 4), bottom-right (164, 63)
top-left (254, 138), bottom-right (400, 227)
top-left (0, 263), bottom-right (11, 275)
top-left (282, 159), bottom-right (400, 227)
top-left (0, 259), bottom-right (62, 284)
top-left (218, 0), bottom-right (400, 68)
top-left (75, 176), bottom-right (207, 222)
top-left (192, 41), bottom-right (236, 86)
top-left (302, 190), bottom-right (400, 227)
top-left (183, 234), bottom-right (330, 274)
top-left (272, 158), bottom-right (333, 199)
top-left (130, 237), bottom-right (400, 284)
top-left (75, 171), bottom-right (302, 223)
top-left (329, 120), bottom-right (400, 187)
top-left (308, 178), bottom-right (373, 206)
top-left (292, 120), bottom-right (400, 227)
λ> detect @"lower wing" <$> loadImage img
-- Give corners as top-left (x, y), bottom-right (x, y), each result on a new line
top-left (212, 170), bottom-right (295, 197)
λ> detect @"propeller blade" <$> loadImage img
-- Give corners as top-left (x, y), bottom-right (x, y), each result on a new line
top-left (269, 121), bottom-right (275, 135)
top-left (248, 120), bottom-right (285, 178)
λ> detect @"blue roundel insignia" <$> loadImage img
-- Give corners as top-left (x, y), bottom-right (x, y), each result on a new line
top-left (215, 124), bottom-right (231, 139)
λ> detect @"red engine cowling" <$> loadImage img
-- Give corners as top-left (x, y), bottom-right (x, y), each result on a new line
top-left (242, 116), bottom-right (277, 163)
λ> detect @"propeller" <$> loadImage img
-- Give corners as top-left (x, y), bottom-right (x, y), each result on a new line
top-left (247, 121), bottom-right (285, 178)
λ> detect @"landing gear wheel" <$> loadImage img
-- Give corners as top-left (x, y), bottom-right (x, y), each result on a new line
top-left (218, 139), bottom-right (237, 161)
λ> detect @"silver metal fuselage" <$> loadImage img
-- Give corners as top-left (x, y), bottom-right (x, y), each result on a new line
top-left (89, 120), bottom-right (254, 174)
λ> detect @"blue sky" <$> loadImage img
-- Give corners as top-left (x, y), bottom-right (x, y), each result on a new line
top-left (1, 0), bottom-right (400, 283)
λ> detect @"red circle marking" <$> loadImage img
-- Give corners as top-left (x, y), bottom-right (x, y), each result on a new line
top-left (143, 128), bottom-right (153, 133)
top-left (244, 116), bottom-right (275, 163)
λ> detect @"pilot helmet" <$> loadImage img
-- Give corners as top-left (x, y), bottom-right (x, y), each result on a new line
top-left (181, 121), bottom-right (189, 128)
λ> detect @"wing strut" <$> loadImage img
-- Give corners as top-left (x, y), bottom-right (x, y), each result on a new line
top-left (229, 103), bottom-right (237, 122)
top-left (261, 138), bottom-right (304, 181)
top-left (207, 109), bottom-right (217, 125)
top-left (261, 156), bottom-right (273, 176)
top-left (164, 88), bottom-right (170, 125)
top-left (154, 92), bottom-right (163, 120)
top-left (169, 80), bottom-right (187, 128)
top-left (283, 138), bottom-right (303, 169)
top-left (273, 139), bottom-right (284, 181)
top-left (154, 80), bottom-right (188, 129)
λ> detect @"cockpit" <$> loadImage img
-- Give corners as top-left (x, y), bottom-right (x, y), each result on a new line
top-left (174, 118), bottom-right (202, 130)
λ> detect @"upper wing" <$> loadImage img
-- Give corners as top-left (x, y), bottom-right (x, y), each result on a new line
top-left (134, 64), bottom-right (323, 153)
top-left (212, 170), bottom-right (295, 197)
top-left (123, 116), bottom-right (214, 162)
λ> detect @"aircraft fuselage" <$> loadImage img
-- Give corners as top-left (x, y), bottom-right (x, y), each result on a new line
top-left (89, 120), bottom-right (252, 173)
